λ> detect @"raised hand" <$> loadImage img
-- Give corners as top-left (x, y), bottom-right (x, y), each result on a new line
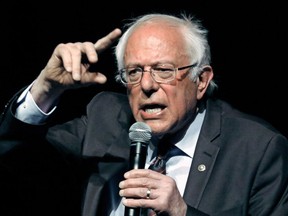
top-left (30, 28), bottom-right (122, 112)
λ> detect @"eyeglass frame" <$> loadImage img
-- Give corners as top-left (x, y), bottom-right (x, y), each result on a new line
top-left (119, 63), bottom-right (198, 85)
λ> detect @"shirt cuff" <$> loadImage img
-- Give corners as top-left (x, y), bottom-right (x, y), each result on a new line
top-left (15, 84), bottom-right (56, 124)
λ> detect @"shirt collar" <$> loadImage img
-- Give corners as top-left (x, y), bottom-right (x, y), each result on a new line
top-left (148, 109), bottom-right (206, 160)
top-left (175, 109), bottom-right (206, 158)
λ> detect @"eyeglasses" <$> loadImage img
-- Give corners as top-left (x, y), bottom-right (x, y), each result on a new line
top-left (119, 63), bottom-right (197, 85)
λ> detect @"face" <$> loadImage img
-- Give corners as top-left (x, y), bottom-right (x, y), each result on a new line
top-left (124, 22), bottom-right (211, 137)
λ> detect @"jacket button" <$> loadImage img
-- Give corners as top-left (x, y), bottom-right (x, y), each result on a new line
top-left (198, 164), bottom-right (206, 172)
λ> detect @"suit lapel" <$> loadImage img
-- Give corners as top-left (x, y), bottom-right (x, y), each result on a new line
top-left (183, 139), bottom-right (220, 207)
top-left (183, 99), bottom-right (222, 208)
top-left (81, 92), bottom-right (135, 215)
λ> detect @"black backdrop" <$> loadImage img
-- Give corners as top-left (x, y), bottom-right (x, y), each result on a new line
top-left (0, 1), bottom-right (287, 215)
top-left (1, 0), bottom-right (287, 137)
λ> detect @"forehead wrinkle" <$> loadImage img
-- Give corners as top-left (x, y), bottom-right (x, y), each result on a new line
top-left (124, 23), bottom-right (189, 65)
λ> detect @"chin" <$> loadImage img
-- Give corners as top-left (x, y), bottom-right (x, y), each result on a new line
top-left (148, 122), bottom-right (170, 135)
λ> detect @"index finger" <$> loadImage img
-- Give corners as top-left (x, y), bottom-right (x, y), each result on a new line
top-left (124, 169), bottom-right (162, 179)
top-left (94, 28), bottom-right (122, 53)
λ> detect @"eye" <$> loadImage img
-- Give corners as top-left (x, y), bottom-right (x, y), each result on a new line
top-left (128, 67), bottom-right (142, 76)
top-left (153, 65), bottom-right (174, 72)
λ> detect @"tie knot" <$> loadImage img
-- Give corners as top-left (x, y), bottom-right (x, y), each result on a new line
top-left (164, 145), bottom-right (187, 161)
top-left (148, 145), bottom-right (187, 174)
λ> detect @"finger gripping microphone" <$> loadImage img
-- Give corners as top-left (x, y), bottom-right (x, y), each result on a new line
top-left (124, 122), bottom-right (152, 216)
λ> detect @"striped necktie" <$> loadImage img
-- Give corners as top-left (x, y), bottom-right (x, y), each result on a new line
top-left (148, 144), bottom-right (187, 174)
top-left (141, 144), bottom-right (187, 215)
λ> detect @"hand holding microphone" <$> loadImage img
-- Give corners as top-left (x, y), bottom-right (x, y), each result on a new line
top-left (121, 122), bottom-right (187, 216)
top-left (124, 122), bottom-right (152, 216)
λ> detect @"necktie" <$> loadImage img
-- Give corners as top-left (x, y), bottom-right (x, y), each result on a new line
top-left (141, 145), bottom-right (187, 216)
top-left (148, 144), bottom-right (187, 174)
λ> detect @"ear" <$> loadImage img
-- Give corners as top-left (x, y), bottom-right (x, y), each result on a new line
top-left (196, 66), bottom-right (214, 100)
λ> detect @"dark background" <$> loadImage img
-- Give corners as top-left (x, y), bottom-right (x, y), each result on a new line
top-left (0, 1), bottom-right (287, 215)
top-left (1, 1), bottom-right (287, 135)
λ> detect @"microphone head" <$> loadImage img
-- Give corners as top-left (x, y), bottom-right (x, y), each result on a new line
top-left (129, 122), bottom-right (152, 144)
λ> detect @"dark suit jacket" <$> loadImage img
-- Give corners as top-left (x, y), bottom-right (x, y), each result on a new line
top-left (0, 91), bottom-right (288, 216)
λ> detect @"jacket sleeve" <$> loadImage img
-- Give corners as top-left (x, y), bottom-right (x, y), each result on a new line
top-left (0, 86), bottom-right (84, 215)
top-left (249, 133), bottom-right (288, 215)
top-left (0, 87), bottom-right (49, 154)
top-left (186, 206), bottom-right (209, 216)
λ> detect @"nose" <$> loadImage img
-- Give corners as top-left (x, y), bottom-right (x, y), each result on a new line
top-left (140, 69), bottom-right (159, 92)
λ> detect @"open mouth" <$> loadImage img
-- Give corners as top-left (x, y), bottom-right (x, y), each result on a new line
top-left (141, 104), bottom-right (166, 114)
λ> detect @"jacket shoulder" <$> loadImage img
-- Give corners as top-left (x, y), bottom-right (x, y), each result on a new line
top-left (207, 98), bottom-right (286, 137)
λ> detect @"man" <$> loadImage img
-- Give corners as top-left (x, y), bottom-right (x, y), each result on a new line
top-left (0, 13), bottom-right (288, 216)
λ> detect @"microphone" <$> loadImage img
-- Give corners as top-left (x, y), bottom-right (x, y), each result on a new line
top-left (124, 122), bottom-right (152, 216)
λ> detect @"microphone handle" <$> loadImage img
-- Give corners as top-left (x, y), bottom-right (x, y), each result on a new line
top-left (124, 141), bottom-right (148, 216)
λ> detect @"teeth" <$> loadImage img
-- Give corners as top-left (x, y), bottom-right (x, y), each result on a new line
top-left (145, 108), bottom-right (162, 113)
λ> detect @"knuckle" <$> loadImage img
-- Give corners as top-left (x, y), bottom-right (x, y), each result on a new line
top-left (140, 177), bottom-right (149, 187)
top-left (138, 198), bottom-right (149, 208)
